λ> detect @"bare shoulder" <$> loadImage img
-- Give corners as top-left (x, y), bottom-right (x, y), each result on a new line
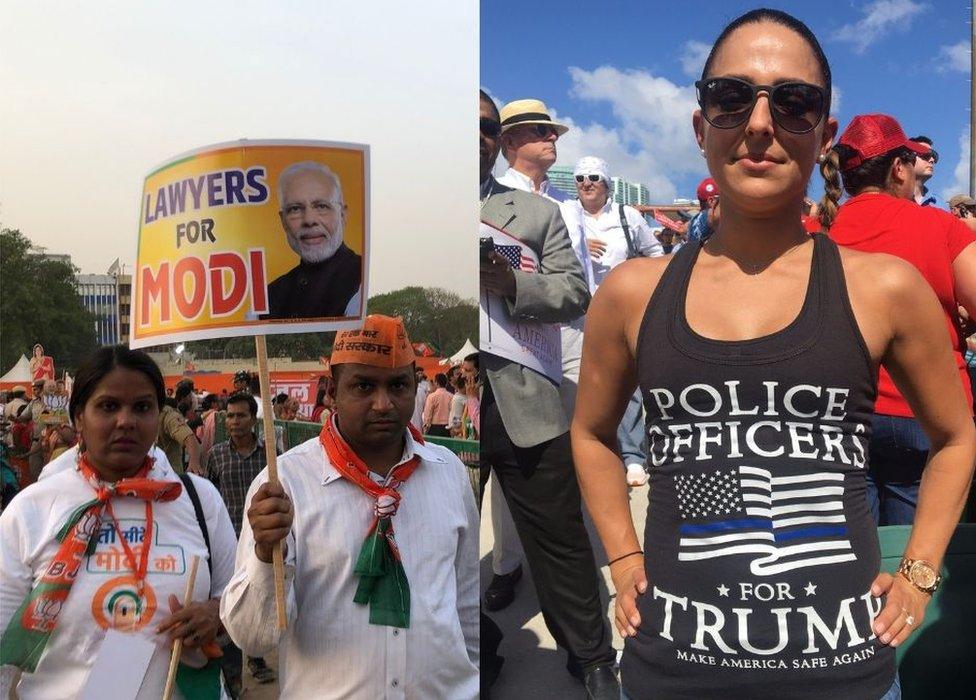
top-left (589, 254), bottom-right (676, 342)
top-left (837, 246), bottom-right (930, 302)
top-left (598, 254), bottom-right (674, 304)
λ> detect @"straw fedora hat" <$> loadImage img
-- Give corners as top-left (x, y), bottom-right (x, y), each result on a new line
top-left (499, 98), bottom-right (569, 135)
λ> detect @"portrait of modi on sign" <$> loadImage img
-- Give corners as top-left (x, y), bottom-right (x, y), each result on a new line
top-left (261, 160), bottom-right (364, 320)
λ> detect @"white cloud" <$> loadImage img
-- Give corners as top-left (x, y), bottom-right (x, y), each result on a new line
top-left (491, 67), bottom-right (706, 202)
top-left (830, 84), bottom-right (842, 118)
top-left (936, 41), bottom-right (970, 73)
top-left (832, 0), bottom-right (928, 54)
top-left (679, 40), bottom-right (711, 79)
top-left (940, 126), bottom-right (971, 202)
top-left (561, 66), bottom-right (704, 202)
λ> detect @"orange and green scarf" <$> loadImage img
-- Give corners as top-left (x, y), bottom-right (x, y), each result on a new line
top-left (319, 415), bottom-right (423, 628)
top-left (0, 456), bottom-right (182, 671)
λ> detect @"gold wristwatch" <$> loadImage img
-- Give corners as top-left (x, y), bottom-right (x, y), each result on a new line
top-left (897, 557), bottom-right (941, 596)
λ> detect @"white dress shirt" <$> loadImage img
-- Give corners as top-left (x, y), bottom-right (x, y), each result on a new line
top-left (220, 432), bottom-right (479, 699)
top-left (575, 197), bottom-right (664, 286)
top-left (0, 460), bottom-right (236, 699)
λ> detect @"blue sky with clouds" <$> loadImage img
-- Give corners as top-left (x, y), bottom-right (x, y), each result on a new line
top-left (482, 0), bottom-right (972, 205)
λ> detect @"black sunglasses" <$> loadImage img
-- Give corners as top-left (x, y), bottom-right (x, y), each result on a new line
top-left (520, 123), bottom-right (559, 139)
top-left (575, 174), bottom-right (602, 183)
top-left (695, 77), bottom-right (827, 134)
top-left (480, 117), bottom-right (501, 139)
top-left (918, 150), bottom-right (938, 163)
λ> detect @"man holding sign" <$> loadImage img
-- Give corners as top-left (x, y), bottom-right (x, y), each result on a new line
top-left (220, 315), bottom-right (479, 698)
top-left (479, 91), bottom-right (618, 698)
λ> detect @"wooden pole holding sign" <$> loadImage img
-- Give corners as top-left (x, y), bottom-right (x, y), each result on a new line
top-left (255, 335), bottom-right (288, 629)
top-left (163, 555), bottom-right (200, 700)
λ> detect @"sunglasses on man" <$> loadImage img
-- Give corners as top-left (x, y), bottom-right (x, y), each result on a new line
top-left (575, 174), bottom-right (602, 184)
top-left (480, 117), bottom-right (501, 139)
top-left (918, 151), bottom-right (938, 164)
top-left (695, 77), bottom-right (828, 134)
top-left (518, 123), bottom-right (559, 139)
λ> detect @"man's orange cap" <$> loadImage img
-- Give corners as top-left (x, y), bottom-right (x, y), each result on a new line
top-left (330, 315), bottom-right (416, 368)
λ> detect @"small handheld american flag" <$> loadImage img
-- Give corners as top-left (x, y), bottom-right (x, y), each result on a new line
top-left (495, 244), bottom-right (537, 272)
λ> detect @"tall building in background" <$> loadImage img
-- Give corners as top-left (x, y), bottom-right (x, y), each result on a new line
top-left (547, 165), bottom-right (577, 198)
top-left (550, 165), bottom-right (652, 206)
top-left (76, 260), bottom-right (132, 345)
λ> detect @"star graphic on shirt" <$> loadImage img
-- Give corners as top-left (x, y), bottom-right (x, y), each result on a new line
top-left (804, 582), bottom-right (817, 596)
top-left (717, 583), bottom-right (730, 597)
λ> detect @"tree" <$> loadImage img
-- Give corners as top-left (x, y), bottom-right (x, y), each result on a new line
top-left (0, 229), bottom-right (98, 374)
top-left (179, 286), bottom-right (477, 362)
top-left (368, 286), bottom-right (477, 357)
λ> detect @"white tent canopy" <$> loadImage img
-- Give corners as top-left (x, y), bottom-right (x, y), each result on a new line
top-left (440, 339), bottom-right (477, 366)
top-left (0, 355), bottom-right (31, 383)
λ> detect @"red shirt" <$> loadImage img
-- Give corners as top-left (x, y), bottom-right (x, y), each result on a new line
top-left (829, 192), bottom-right (976, 416)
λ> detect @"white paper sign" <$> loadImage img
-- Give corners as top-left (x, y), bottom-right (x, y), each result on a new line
top-left (79, 629), bottom-right (156, 700)
top-left (479, 221), bottom-right (562, 383)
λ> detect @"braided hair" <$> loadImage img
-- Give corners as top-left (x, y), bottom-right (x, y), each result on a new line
top-left (817, 145), bottom-right (917, 230)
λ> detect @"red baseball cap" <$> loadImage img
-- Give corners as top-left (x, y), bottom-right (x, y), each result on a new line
top-left (696, 177), bottom-right (719, 205)
top-left (837, 114), bottom-right (927, 170)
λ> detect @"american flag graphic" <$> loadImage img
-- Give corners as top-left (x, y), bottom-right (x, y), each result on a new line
top-left (495, 244), bottom-right (537, 272)
top-left (675, 466), bottom-right (855, 576)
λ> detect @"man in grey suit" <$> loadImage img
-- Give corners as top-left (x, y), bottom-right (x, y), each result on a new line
top-left (479, 90), bottom-right (618, 699)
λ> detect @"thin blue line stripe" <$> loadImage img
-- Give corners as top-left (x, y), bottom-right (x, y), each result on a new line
top-left (680, 519), bottom-right (772, 534)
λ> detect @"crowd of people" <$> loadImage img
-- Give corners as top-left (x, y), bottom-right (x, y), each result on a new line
top-left (479, 6), bottom-right (975, 700)
top-left (0, 329), bottom-right (482, 698)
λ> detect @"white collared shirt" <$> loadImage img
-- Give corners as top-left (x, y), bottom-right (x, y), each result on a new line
top-left (497, 166), bottom-right (570, 203)
top-left (220, 432), bottom-right (479, 699)
top-left (574, 197), bottom-right (664, 286)
top-left (1, 459), bottom-right (236, 699)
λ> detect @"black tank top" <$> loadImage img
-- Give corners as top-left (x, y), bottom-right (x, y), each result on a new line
top-left (622, 234), bottom-right (895, 700)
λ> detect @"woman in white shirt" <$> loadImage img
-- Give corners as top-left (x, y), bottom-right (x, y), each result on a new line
top-left (0, 345), bottom-right (237, 699)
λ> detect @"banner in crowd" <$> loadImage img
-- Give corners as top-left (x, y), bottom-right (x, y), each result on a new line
top-left (270, 379), bottom-right (318, 419)
top-left (478, 221), bottom-right (561, 383)
top-left (29, 344), bottom-right (55, 382)
top-left (131, 140), bottom-right (370, 348)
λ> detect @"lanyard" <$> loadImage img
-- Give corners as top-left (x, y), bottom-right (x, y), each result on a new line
top-left (104, 500), bottom-right (153, 595)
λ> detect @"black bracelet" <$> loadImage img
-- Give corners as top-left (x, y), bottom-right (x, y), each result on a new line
top-left (608, 550), bottom-right (644, 566)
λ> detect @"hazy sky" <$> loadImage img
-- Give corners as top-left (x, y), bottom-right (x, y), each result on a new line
top-left (0, 1), bottom-right (477, 299)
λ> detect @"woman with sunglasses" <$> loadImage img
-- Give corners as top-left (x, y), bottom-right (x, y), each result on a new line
top-left (817, 115), bottom-right (976, 529)
top-left (0, 345), bottom-right (237, 698)
top-left (572, 8), bottom-right (975, 700)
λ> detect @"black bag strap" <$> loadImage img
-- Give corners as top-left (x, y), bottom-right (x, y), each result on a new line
top-left (619, 204), bottom-right (639, 259)
top-left (179, 473), bottom-right (214, 585)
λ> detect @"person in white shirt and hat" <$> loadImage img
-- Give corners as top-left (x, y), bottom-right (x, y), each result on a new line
top-left (572, 156), bottom-right (664, 487)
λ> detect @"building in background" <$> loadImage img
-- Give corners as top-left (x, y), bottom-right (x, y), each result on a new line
top-left (26, 246), bottom-right (73, 265)
top-left (546, 165), bottom-right (651, 206)
top-left (75, 259), bottom-right (132, 345)
top-left (611, 177), bottom-right (650, 206)
top-left (548, 165), bottom-right (578, 198)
